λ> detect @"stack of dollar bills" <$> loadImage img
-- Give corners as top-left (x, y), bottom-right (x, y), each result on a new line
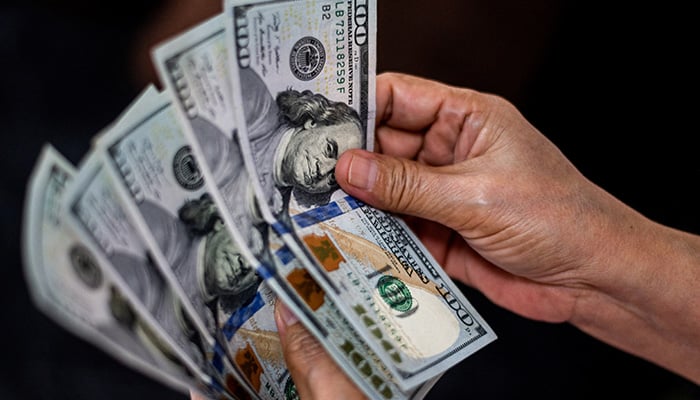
top-left (22, 1), bottom-right (497, 399)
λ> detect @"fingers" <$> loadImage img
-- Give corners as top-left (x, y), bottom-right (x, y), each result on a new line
top-left (336, 149), bottom-right (480, 232)
top-left (376, 72), bottom-right (455, 132)
top-left (348, 75), bottom-right (551, 235)
top-left (274, 301), bottom-right (366, 400)
top-left (375, 72), bottom-right (487, 165)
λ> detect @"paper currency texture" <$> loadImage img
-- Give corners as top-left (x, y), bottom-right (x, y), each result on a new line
top-left (225, 0), bottom-right (496, 389)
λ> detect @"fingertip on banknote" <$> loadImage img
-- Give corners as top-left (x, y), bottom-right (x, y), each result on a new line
top-left (336, 149), bottom-right (377, 192)
top-left (274, 299), bottom-right (300, 338)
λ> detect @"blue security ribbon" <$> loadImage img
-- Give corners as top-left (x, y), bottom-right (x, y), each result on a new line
top-left (292, 196), bottom-right (364, 228)
top-left (221, 292), bottom-right (265, 340)
top-left (275, 245), bottom-right (295, 265)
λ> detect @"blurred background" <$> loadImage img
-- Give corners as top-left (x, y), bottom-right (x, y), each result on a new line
top-left (2, 1), bottom-right (699, 399)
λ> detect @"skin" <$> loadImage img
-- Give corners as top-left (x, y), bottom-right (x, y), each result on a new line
top-left (281, 121), bottom-right (363, 194)
top-left (269, 72), bottom-right (700, 399)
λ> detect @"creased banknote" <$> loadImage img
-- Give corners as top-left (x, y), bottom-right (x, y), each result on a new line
top-left (151, 13), bottom-right (440, 399)
top-left (98, 88), bottom-right (284, 400)
top-left (61, 150), bottom-right (239, 400)
top-left (225, 0), bottom-right (496, 389)
top-left (22, 144), bottom-right (193, 396)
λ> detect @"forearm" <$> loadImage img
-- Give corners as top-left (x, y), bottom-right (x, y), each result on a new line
top-left (570, 208), bottom-right (700, 384)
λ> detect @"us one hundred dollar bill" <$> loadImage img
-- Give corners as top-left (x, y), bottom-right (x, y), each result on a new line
top-left (94, 89), bottom-right (289, 399)
top-left (61, 150), bottom-right (240, 400)
top-left (225, 0), bottom-right (496, 389)
top-left (22, 144), bottom-right (197, 396)
top-left (151, 13), bottom-right (441, 399)
top-left (98, 88), bottom-right (289, 400)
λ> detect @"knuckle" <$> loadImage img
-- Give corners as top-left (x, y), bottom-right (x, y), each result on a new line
top-left (285, 326), bottom-right (320, 360)
top-left (379, 159), bottom-right (426, 214)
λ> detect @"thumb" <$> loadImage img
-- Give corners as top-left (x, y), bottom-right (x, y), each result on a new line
top-left (336, 149), bottom-right (468, 227)
top-left (274, 301), bottom-right (365, 400)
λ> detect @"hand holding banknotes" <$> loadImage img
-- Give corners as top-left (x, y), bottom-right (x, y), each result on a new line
top-left (190, 301), bottom-right (366, 400)
top-left (264, 71), bottom-right (700, 399)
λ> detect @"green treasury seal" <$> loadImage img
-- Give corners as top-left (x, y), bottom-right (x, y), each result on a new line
top-left (376, 275), bottom-right (413, 313)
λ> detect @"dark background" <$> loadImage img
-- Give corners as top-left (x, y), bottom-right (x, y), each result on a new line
top-left (2, 1), bottom-right (699, 399)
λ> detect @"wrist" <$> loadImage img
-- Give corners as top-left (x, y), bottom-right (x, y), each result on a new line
top-left (569, 207), bottom-right (700, 384)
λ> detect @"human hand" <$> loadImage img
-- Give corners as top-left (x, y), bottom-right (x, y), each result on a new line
top-left (335, 72), bottom-right (646, 324)
top-left (335, 73), bottom-right (700, 384)
top-left (189, 300), bottom-right (366, 400)
top-left (273, 300), bottom-right (366, 400)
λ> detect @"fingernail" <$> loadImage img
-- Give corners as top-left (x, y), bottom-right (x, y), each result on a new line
top-left (275, 300), bottom-right (299, 329)
top-left (347, 153), bottom-right (377, 190)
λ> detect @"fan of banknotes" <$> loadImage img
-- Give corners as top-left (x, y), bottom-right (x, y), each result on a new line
top-left (22, 1), bottom-right (496, 399)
